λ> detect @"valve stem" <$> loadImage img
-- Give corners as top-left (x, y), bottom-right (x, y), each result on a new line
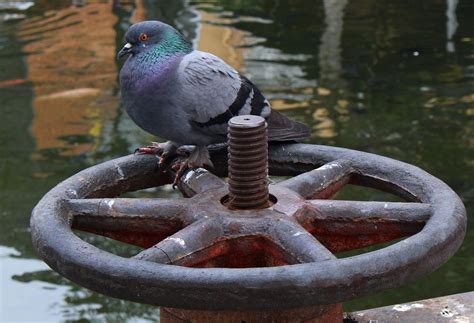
top-left (227, 115), bottom-right (269, 209)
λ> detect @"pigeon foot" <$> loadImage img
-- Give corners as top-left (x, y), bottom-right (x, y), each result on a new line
top-left (172, 146), bottom-right (213, 187)
top-left (135, 141), bottom-right (180, 169)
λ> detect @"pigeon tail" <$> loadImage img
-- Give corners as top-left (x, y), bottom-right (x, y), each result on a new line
top-left (266, 109), bottom-right (310, 142)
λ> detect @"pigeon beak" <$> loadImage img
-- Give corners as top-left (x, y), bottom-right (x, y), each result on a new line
top-left (117, 42), bottom-right (133, 60)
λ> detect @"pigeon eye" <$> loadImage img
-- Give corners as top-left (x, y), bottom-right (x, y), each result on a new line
top-left (139, 33), bottom-right (148, 41)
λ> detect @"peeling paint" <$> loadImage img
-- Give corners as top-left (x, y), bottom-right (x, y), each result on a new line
top-left (166, 237), bottom-right (186, 247)
top-left (184, 168), bottom-right (207, 183)
top-left (184, 170), bottom-right (195, 183)
top-left (318, 162), bottom-right (340, 170)
top-left (393, 304), bottom-right (412, 312)
top-left (115, 163), bottom-right (125, 179)
top-left (195, 168), bottom-right (207, 180)
top-left (105, 199), bottom-right (115, 209)
top-left (410, 303), bottom-right (424, 308)
top-left (66, 189), bottom-right (78, 198)
top-left (451, 300), bottom-right (466, 311)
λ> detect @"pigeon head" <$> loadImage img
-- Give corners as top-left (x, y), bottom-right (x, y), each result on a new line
top-left (117, 21), bottom-right (192, 60)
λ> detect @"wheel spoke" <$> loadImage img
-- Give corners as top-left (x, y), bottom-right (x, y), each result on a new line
top-left (277, 159), bottom-right (352, 199)
top-left (177, 168), bottom-right (227, 197)
top-left (295, 200), bottom-right (431, 252)
top-left (67, 198), bottom-right (188, 248)
top-left (299, 200), bottom-right (431, 224)
top-left (269, 220), bottom-right (336, 263)
top-left (133, 219), bottom-right (224, 266)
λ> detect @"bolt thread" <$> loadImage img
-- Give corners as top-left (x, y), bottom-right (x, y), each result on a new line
top-left (228, 115), bottom-right (269, 209)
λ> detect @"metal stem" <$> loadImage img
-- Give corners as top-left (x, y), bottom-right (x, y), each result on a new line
top-left (227, 115), bottom-right (269, 209)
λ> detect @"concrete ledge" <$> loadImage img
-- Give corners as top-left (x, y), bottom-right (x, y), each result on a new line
top-left (351, 292), bottom-right (473, 323)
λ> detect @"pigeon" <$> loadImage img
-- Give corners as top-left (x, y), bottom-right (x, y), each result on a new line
top-left (117, 20), bottom-right (310, 182)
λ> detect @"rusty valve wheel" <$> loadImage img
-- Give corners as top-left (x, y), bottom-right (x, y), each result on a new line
top-left (31, 117), bottom-right (466, 312)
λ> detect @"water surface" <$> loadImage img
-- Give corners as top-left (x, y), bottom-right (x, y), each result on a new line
top-left (0, 0), bottom-right (473, 321)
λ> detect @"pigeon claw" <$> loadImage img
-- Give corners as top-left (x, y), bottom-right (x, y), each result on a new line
top-left (135, 147), bottom-right (161, 155)
top-left (134, 141), bottom-right (182, 171)
top-left (158, 152), bottom-right (174, 170)
top-left (172, 161), bottom-right (189, 189)
top-left (171, 160), bottom-right (203, 189)
top-left (171, 146), bottom-right (213, 189)
top-left (171, 161), bottom-right (204, 189)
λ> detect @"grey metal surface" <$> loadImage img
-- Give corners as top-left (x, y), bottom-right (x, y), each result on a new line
top-left (352, 291), bottom-right (474, 323)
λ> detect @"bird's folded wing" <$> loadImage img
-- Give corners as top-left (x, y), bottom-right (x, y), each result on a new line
top-left (177, 51), bottom-right (309, 142)
top-left (177, 51), bottom-right (265, 136)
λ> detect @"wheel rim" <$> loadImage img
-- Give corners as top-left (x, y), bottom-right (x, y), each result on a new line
top-left (31, 143), bottom-right (467, 310)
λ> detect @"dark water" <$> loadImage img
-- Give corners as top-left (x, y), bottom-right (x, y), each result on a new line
top-left (0, 0), bottom-right (473, 321)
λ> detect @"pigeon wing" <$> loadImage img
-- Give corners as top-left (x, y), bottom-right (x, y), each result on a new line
top-left (178, 51), bottom-right (272, 137)
top-left (178, 51), bottom-right (309, 141)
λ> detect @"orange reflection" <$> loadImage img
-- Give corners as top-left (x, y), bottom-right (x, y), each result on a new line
top-left (197, 10), bottom-right (245, 70)
top-left (312, 107), bottom-right (337, 138)
top-left (21, 1), bottom-right (122, 156)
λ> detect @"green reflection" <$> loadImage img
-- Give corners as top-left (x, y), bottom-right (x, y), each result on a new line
top-left (0, 0), bottom-right (473, 320)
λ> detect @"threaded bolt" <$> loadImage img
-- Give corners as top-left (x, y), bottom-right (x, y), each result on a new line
top-left (227, 115), bottom-right (269, 209)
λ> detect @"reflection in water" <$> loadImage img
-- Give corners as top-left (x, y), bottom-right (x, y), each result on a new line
top-left (314, 0), bottom-right (348, 139)
top-left (0, 0), bottom-right (473, 321)
top-left (197, 10), bottom-right (246, 70)
top-left (24, 1), bottom-right (119, 155)
top-left (318, 0), bottom-right (347, 86)
top-left (0, 246), bottom-right (69, 322)
top-left (446, 0), bottom-right (459, 53)
top-left (1, 245), bottom-right (159, 322)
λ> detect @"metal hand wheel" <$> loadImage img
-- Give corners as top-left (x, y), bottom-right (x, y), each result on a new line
top-left (31, 142), bottom-right (466, 312)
